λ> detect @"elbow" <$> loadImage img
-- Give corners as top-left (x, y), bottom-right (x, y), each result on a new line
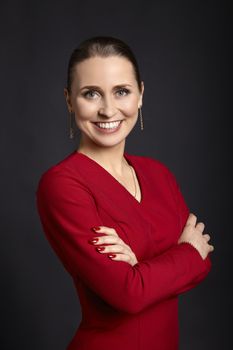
top-left (113, 268), bottom-right (147, 314)
top-left (108, 277), bottom-right (149, 314)
top-left (101, 273), bottom-right (147, 314)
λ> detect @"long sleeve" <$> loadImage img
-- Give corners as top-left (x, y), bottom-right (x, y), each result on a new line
top-left (36, 167), bottom-right (211, 315)
top-left (165, 165), bottom-right (212, 292)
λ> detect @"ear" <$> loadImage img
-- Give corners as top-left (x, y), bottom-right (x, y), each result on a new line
top-left (64, 88), bottom-right (73, 112)
top-left (138, 81), bottom-right (144, 108)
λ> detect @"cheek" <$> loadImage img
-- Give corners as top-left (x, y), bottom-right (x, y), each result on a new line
top-left (120, 96), bottom-right (139, 116)
top-left (75, 99), bottom-right (97, 119)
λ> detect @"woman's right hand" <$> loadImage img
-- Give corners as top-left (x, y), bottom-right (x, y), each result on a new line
top-left (178, 213), bottom-right (214, 260)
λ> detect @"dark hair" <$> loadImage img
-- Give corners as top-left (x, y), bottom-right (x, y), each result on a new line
top-left (66, 36), bottom-right (142, 93)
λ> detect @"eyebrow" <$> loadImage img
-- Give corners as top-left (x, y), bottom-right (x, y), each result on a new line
top-left (80, 84), bottom-right (132, 91)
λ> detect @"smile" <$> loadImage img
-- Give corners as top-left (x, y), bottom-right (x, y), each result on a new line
top-left (92, 120), bottom-right (123, 134)
top-left (93, 120), bottom-right (122, 129)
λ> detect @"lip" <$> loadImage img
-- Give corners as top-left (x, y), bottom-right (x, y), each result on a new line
top-left (92, 120), bottom-right (123, 134)
top-left (92, 120), bottom-right (123, 124)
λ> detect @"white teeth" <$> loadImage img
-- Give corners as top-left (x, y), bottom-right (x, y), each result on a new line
top-left (95, 121), bottom-right (121, 129)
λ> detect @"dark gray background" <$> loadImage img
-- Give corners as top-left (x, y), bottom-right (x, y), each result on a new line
top-left (0, 0), bottom-right (231, 349)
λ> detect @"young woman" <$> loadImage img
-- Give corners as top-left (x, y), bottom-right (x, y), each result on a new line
top-left (36, 36), bottom-right (214, 350)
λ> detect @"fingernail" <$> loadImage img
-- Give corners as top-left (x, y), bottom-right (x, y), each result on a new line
top-left (88, 238), bottom-right (99, 244)
top-left (92, 226), bottom-right (101, 231)
top-left (108, 254), bottom-right (116, 258)
top-left (96, 247), bottom-right (105, 252)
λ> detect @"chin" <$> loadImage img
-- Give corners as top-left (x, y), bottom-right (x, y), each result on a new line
top-left (92, 135), bottom-right (126, 147)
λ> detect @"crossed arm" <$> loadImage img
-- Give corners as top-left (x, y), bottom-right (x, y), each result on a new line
top-left (36, 167), bottom-right (211, 314)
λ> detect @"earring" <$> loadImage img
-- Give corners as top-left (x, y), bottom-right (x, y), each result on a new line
top-left (138, 107), bottom-right (144, 131)
top-left (69, 112), bottom-right (74, 139)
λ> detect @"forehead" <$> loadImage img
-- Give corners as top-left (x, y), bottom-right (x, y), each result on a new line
top-left (73, 56), bottom-right (136, 86)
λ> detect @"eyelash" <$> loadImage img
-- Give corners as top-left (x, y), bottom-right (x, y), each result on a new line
top-left (83, 88), bottom-right (130, 99)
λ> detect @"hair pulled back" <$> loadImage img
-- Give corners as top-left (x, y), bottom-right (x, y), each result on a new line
top-left (66, 36), bottom-right (142, 93)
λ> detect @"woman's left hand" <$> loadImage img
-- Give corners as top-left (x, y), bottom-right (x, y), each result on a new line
top-left (88, 226), bottom-right (138, 266)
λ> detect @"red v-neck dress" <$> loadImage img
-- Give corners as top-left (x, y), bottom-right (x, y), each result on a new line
top-left (36, 151), bottom-right (212, 350)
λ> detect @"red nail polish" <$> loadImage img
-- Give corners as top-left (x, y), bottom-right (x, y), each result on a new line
top-left (88, 238), bottom-right (99, 244)
top-left (108, 254), bottom-right (116, 258)
top-left (96, 247), bottom-right (105, 252)
top-left (92, 226), bottom-right (101, 231)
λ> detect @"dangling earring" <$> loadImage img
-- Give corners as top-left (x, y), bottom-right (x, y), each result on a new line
top-left (139, 106), bottom-right (144, 131)
top-left (69, 112), bottom-right (74, 139)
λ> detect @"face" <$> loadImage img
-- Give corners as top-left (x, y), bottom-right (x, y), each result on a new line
top-left (64, 55), bottom-right (144, 149)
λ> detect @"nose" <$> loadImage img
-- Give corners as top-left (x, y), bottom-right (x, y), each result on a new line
top-left (98, 95), bottom-right (117, 119)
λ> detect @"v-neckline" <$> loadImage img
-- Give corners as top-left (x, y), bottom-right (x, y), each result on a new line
top-left (74, 151), bottom-right (144, 206)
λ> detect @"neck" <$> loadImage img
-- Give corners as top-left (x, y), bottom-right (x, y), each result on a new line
top-left (77, 140), bottom-right (128, 177)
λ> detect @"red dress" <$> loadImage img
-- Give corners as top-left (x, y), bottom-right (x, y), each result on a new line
top-left (36, 151), bottom-right (212, 350)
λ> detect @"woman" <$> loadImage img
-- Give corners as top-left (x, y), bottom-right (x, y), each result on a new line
top-left (36, 36), bottom-right (214, 350)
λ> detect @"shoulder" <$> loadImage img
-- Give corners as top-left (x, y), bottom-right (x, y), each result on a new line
top-left (128, 153), bottom-right (186, 205)
top-left (37, 151), bottom-right (88, 196)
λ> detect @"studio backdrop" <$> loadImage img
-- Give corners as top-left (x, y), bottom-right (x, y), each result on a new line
top-left (0, 1), bottom-right (231, 349)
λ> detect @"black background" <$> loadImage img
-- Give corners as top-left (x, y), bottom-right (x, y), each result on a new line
top-left (0, 1), bottom-right (231, 349)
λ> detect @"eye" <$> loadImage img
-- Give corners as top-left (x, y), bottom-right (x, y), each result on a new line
top-left (83, 90), bottom-right (99, 99)
top-left (116, 88), bottom-right (130, 97)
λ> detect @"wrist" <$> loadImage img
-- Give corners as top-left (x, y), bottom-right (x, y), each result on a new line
top-left (179, 241), bottom-right (201, 257)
